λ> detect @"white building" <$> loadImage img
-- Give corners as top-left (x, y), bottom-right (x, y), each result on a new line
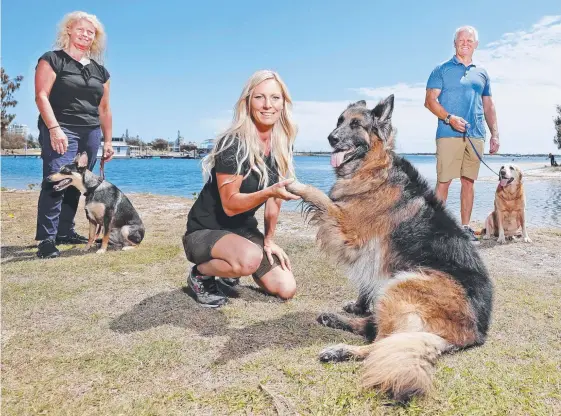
top-left (7, 123), bottom-right (29, 137)
top-left (97, 137), bottom-right (132, 159)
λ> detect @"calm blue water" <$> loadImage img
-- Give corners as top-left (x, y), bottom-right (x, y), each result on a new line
top-left (2, 155), bottom-right (559, 228)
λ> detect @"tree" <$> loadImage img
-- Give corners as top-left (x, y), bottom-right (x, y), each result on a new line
top-left (1, 131), bottom-right (26, 149)
top-left (180, 143), bottom-right (198, 152)
top-left (151, 138), bottom-right (169, 151)
top-left (27, 134), bottom-right (39, 149)
top-left (126, 137), bottom-right (144, 147)
top-left (1, 68), bottom-right (24, 134)
top-left (554, 105), bottom-right (561, 150)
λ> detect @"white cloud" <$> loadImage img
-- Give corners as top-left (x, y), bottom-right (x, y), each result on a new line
top-left (202, 16), bottom-right (561, 154)
top-left (294, 16), bottom-right (561, 153)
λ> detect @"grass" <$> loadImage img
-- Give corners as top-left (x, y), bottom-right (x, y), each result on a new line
top-left (2, 190), bottom-right (560, 415)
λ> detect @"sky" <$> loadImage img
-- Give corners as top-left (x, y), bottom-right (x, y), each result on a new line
top-left (2, 0), bottom-right (560, 154)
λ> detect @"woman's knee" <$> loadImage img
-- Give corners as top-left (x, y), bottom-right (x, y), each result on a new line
top-left (277, 280), bottom-right (297, 300)
top-left (265, 271), bottom-right (297, 300)
top-left (231, 245), bottom-right (263, 276)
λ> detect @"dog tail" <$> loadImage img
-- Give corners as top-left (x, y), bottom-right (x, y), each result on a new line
top-left (361, 331), bottom-right (450, 402)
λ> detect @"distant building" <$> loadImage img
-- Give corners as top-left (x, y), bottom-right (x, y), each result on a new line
top-left (171, 130), bottom-right (186, 152)
top-left (200, 138), bottom-right (214, 151)
top-left (7, 123), bottom-right (29, 137)
top-left (97, 137), bottom-right (131, 159)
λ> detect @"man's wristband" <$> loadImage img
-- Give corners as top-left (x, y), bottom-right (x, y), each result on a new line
top-left (48, 125), bottom-right (60, 130)
top-left (443, 114), bottom-right (452, 125)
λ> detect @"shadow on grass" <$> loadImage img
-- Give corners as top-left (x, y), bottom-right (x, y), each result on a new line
top-left (110, 288), bottom-right (359, 363)
top-left (478, 235), bottom-right (527, 250)
top-left (0, 244), bottom-right (97, 264)
top-left (214, 311), bottom-right (356, 364)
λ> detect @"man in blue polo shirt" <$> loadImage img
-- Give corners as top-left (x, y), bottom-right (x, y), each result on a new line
top-left (425, 25), bottom-right (500, 244)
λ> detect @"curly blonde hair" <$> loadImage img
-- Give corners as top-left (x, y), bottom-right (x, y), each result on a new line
top-left (54, 11), bottom-right (106, 62)
top-left (202, 70), bottom-right (297, 188)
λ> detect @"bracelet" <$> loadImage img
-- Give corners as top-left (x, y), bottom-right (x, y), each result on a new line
top-left (48, 125), bottom-right (60, 130)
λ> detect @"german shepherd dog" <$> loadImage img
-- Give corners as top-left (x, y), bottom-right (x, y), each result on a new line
top-left (286, 96), bottom-right (493, 402)
top-left (47, 152), bottom-right (145, 253)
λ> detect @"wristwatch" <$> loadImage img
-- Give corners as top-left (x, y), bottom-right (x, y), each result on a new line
top-left (443, 114), bottom-right (452, 125)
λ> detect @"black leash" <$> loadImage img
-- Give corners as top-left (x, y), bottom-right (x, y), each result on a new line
top-left (100, 150), bottom-right (106, 180)
top-left (463, 128), bottom-right (500, 177)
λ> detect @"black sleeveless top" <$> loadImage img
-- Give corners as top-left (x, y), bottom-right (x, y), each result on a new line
top-left (187, 137), bottom-right (279, 234)
top-left (37, 50), bottom-right (110, 128)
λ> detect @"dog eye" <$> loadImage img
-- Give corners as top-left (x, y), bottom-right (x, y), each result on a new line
top-left (337, 116), bottom-right (344, 126)
top-left (509, 166), bottom-right (514, 170)
top-left (350, 119), bottom-right (362, 129)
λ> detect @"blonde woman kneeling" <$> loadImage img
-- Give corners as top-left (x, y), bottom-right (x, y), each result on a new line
top-left (183, 70), bottom-right (300, 308)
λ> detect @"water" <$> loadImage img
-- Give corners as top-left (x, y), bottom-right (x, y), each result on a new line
top-left (2, 154), bottom-right (559, 228)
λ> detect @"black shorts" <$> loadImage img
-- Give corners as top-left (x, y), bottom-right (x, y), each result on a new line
top-left (182, 228), bottom-right (280, 279)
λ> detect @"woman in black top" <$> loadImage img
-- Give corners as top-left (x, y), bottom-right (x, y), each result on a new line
top-left (183, 70), bottom-right (300, 307)
top-left (34, 11), bottom-right (114, 258)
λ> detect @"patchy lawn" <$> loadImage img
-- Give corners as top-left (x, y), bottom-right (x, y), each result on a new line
top-left (2, 190), bottom-right (560, 415)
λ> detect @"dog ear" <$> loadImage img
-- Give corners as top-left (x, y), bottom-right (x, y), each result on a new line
top-left (371, 94), bottom-right (394, 123)
top-left (347, 100), bottom-right (366, 109)
top-left (77, 152), bottom-right (89, 168)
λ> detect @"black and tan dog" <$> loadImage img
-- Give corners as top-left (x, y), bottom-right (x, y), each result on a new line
top-left (286, 96), bottom-right (493, 402)
top-left (48, 152), bottom-right (145, 253)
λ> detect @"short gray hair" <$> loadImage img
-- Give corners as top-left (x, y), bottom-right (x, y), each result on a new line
top-left (454, 26), bottom-right (479, 42)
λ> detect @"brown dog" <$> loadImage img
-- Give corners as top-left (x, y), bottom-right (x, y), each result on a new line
top-left (483, 163), bottom-right (531, 244)
top-left (286, 96), bottom-right (493, 402)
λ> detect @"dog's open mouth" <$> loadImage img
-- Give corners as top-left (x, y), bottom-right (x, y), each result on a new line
top-left (499, 177), bottom-right (514, 187)
top-left (52, 178), bottom-right (72, 191)
top-left (331, 149), bottom-right (353, 168)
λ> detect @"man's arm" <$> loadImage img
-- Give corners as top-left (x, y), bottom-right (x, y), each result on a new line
top-left (424, 88), bottom-right (468, 133)
top-left (483, 96), bottom-right (500, 154)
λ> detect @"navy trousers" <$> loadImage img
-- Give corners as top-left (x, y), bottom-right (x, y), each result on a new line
top-left (35, 123), bottom-right (102, 241)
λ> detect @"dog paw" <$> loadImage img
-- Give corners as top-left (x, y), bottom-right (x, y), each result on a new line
top-left (285, 180), bottom-right (305, 195)
top-left (523, 236), bottom-right (532, 243)
top-left (319, 344), bottom-right (352, 362)
top-left (317, 313), bottom-right (341, 328)
top-left (122, 246), bottom-right (136, 251)
top-left (342, 300), bottom-right (371, 316)
top-left (497, 236), bottom-right (506, 244)
top-left (96, 248), bottom-right (107, 254)
top-left (81, 245), bottom-right (92, 252)
top-left (482, 234), bottom-right (491, 240)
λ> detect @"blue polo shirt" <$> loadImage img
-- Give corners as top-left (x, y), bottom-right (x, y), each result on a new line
top-left (427, 55), bottom-right (491, 140)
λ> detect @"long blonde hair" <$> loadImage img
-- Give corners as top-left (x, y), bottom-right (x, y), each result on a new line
top-left (202, 70), bottom-right (297, 188)
top-left (54, 11), bottom-right (106, 63)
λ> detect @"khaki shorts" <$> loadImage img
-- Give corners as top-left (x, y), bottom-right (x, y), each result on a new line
top-left (436, 137), bottom-right (485, 182)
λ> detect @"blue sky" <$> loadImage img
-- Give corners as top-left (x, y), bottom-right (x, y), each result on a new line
top-left (2, 0), bottom-right (560, 153)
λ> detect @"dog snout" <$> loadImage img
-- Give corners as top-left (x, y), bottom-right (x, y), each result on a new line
top-left (328, 131), bottom-right (339, 147)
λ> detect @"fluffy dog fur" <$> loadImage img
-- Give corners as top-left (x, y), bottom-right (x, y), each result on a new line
top-left (483, 163), bottom-right (531, 244)
top-left (287, 96), bottom-right (493, 402)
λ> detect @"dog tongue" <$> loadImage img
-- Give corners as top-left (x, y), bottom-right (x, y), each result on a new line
top-left (499, 178), bottom-right (510, 187)
top-left (331, 151), bottom-right (347, 168)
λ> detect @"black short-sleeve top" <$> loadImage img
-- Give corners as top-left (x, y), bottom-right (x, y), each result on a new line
top-left (186, 137), bottom-right (280, 233)
top-left (37, 50), bottom-right (110, 128)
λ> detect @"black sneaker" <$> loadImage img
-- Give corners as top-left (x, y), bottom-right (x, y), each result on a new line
top-left (37, 239), bottom-right (60, 259)
top-left (219, 277), bottom-right (240, 287)
top-left (463, 225), bottom-right (480, 245)
top-left (56, 230), bottom-right (88, 245)
top-left (187, 267), bottom-right (227, 308)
